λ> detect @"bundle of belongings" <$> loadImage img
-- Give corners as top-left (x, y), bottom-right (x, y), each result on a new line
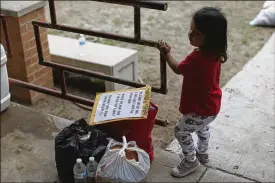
top-left (96, 136), bottom-right (150, 182)
top-left (55, 86), bottom-right (158, 183)
top-left (250, 1), bottom-right (275, 27)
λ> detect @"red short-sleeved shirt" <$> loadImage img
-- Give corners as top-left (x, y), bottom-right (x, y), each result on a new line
top-left (177, 50), bottom-right (222, 116)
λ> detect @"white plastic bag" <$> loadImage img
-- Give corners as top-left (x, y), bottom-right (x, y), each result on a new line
top-left (96, 136), bottom-right (150, 183)
top-left (263, 1), bottom-right (275, 9)
top-left (250, 1), bottom-right (275, 27)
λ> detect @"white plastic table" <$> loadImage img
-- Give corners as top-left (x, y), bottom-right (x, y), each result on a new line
top-left (48, 34), bottom-right (138, 91)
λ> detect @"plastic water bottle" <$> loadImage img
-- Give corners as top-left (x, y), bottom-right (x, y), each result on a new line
top-left (73, 158), bottom-right (87, 183)
top-left (86, 157), bottom-right (98, 183)
top-left (78, 34), bottom-right (86, 57)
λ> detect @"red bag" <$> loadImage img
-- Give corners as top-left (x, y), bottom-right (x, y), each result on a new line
top-left (126, 103), bottom-right (158, 162)
top-left (99, 103), bottom-right (158, 163)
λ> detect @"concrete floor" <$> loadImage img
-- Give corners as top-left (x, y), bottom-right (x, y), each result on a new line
top-left (1, 34), bottom-right (274, 182)
top-left (1, 103), bottom-right (72, 182)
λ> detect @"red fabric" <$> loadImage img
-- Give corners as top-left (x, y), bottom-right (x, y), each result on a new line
top-left (100, 103), bottom-right (158, 163)
top-left (177, 50), bottom-right (222, 116)
top-left (126, 103), bottom-right (158, 163)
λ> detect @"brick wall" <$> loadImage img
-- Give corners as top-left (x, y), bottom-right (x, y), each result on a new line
top-left (0, 7), bottom-right (53, 104)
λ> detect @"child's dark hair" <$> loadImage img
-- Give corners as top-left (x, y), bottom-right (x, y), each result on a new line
top-left (193, 7), bottom-right (228, 63)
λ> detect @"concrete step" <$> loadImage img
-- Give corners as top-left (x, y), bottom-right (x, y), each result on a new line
top-left (1, 102), bottom-right (72, 182)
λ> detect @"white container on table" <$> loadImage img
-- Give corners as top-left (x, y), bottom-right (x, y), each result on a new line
top-left (1, 44), bottom-right (11, 112)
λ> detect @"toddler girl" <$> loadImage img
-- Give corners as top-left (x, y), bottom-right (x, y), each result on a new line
top-left (157, 7), bottom-right (228, 177)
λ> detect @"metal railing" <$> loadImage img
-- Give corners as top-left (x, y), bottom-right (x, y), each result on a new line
top-left (5, 0), bottom-right (169, 126)
top-left (0, 14), bottom-right (11, 57)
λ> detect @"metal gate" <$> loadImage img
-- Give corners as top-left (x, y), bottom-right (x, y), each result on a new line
top-left (1, 0), bottom-right (169, 126)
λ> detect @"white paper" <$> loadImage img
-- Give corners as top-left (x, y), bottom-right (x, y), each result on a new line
top-left (94, 90), bottom-right (145, 123)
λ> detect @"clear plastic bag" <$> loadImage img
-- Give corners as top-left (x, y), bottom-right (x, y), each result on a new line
top-left (96, 136), bottom-right (150, 183)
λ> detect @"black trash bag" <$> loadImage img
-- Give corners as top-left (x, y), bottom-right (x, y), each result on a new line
top-left (55, 118), bottom-right (109, 183)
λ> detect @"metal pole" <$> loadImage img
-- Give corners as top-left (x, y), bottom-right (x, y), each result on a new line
top-left (9, 78), bottom-right (168, 127)
top-left (59, 69), bottom-right (67, 95)
top-left (32, 21), bottom-right (157, 47)
top-left (90, 0), bottom-right (168, 11)
top-left (48, 0), bottom-right (57, 25)
top-left (134, 6), bottom-right (141, 40)
top-left (160, 53), bottom-right (168, 93)
top-left (0, 14), bottom-right (11, 57)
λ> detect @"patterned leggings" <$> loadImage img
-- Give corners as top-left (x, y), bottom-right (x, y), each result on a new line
top-left (174, 114), bottom-right (217, 162)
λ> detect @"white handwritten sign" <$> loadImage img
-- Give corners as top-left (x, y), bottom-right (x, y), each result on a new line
top-left (89, 86), bottom-right (151, 125)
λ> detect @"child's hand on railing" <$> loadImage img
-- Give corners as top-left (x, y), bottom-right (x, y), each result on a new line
top-left (157, 40), bottom-right (171, 55)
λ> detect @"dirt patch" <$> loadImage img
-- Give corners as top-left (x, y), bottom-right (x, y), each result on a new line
top-left (22, 1), bottom-right (274, 152)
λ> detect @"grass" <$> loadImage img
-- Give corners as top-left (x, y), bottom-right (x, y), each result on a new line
top-left (113, 19), bottom-right (122, 26)
top-left (100, 39), bottom-right (120, 46)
